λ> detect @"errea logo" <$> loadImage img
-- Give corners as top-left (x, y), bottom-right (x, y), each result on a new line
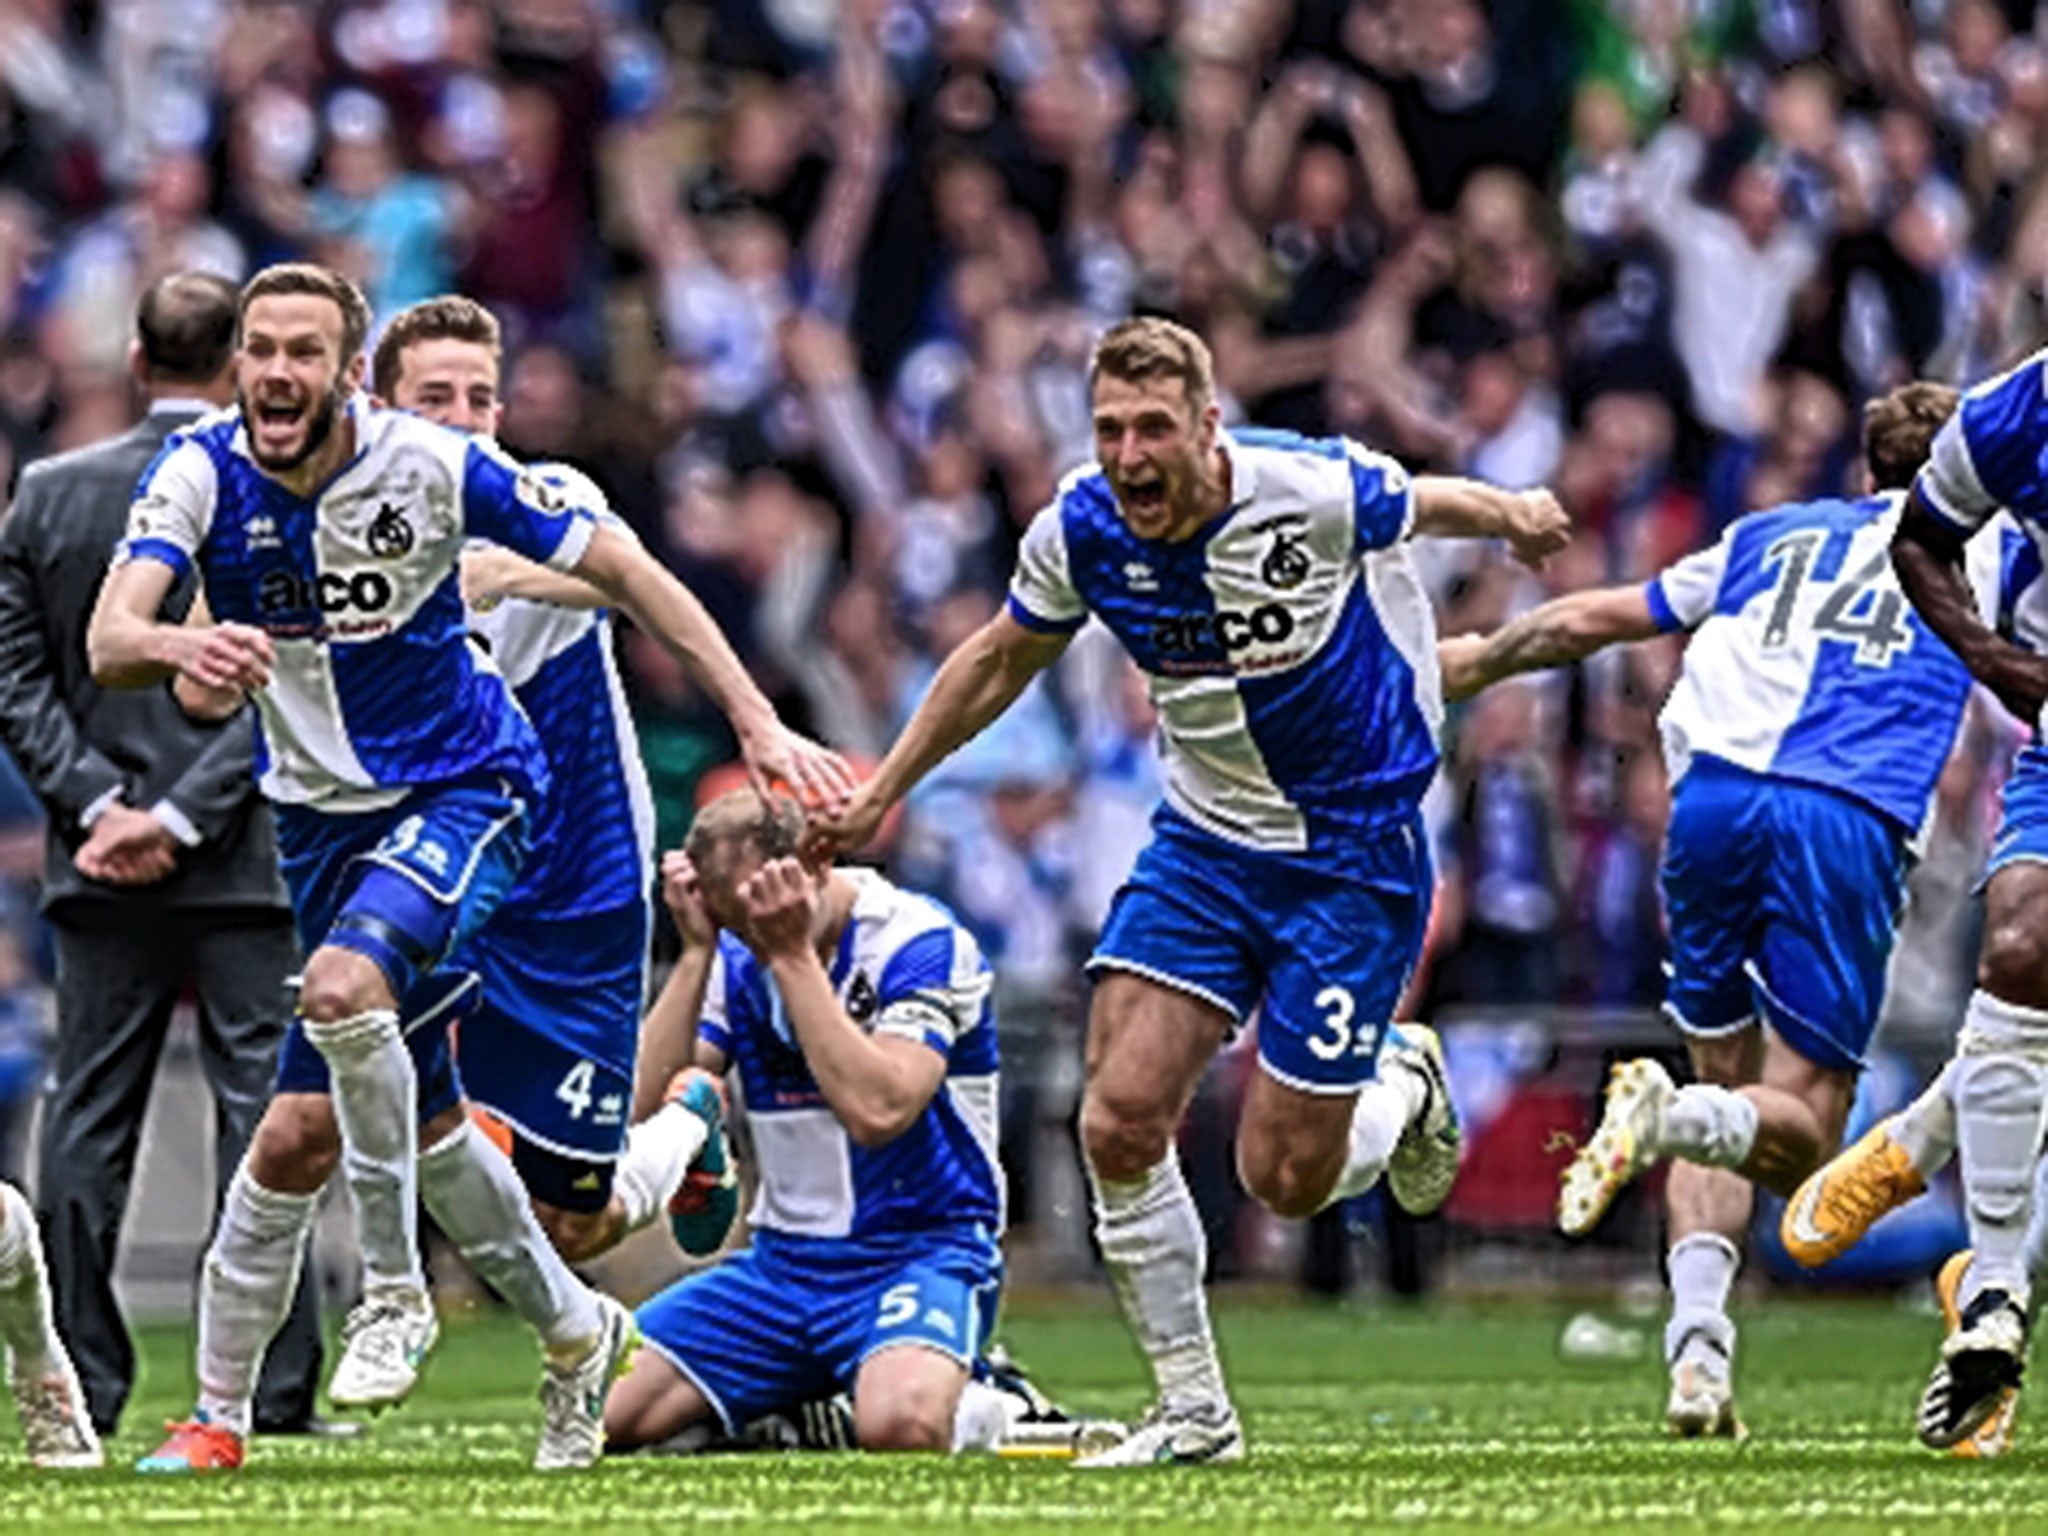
top-left (1124, 561), bottom-right (1158, 592)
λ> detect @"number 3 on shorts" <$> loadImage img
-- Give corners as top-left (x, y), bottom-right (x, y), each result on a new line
top-left (1306, 985), bottom-right (1375, 1061)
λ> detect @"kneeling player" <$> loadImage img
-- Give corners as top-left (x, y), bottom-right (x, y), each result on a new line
top-left (605, 791), bottom-right (1005, 1456)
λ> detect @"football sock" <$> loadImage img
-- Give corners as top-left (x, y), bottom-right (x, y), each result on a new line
top-left (1892, 1059), bottom-right (1959, 1177)
top-left (1658, 1085), bottom-right (1759, 1168)
top-left (2024, 1155), bottom-right (2048, 1286)
top-left (951, 1379), bottom-right (1008, 1454)
top-left (303, 1008), bottom-right (422, 1294)
top-left (1089, 1149), bottom-right (1230, 1417)
top-left (1665, 1231), bottom-right (1741, 1370)
top-left (195, 1164), bottom-right (317, 1437)
top-left (418, 1120), bottom-right (602, 1362)
top-left (1324, 1079), bottom-right (1414, 1207)
top-left (0, 1180), bottom-right (61, 1376)
top-left (613, 1099), bottom-right (710, 1234)
top-left (1953, 991), bottom-right (2048, 1309)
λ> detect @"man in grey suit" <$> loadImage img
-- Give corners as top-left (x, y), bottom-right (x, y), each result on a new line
top-left (0, 272), bottom-right (321, 1436)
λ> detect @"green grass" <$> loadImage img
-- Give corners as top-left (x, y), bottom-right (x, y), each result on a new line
top-left (2, 1292), bottom-right (2043, 1533)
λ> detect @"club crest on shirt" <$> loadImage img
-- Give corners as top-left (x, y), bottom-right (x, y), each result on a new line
top-left (516, 470), bottom-right (568, 515)
top-left (1259, 518), bottom-right (1311, 590)
top-left (367, 501), bottom-right (415, 559)
top-left (846, 972), bottom-right (878, 1023)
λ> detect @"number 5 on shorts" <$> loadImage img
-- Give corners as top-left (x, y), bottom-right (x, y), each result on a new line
top-left (1306, 986), bottom-right (1378, 1061)
top-left (877, 1282), bottom-right (920, 1329)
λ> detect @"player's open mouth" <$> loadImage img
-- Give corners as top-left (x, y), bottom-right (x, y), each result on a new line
top-left (1123, 481), bottom-right (1166, 514)
top-left (255, 399), bottom-right (306, 428)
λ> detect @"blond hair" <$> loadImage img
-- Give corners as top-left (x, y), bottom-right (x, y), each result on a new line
top-left (1089, 317), bottom-right (1216, 414)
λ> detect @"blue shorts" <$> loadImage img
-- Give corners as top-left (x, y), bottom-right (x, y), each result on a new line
top-left (270, 778), bottom-right (528, 1100)
top-left (636, 1227), bottom-right (1002, 1434)
top-left (1663, 758), bottom-right (1908, 1074)
top-left (1987, 745), bottom-right (2048, 880)
top-left (1089, 808), bottom-right (1431, 1093)
top-left (451, 903), bottom-right (649, 1191)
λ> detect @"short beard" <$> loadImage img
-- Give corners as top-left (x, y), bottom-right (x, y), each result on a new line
top-left (243, 384), bottom-right (343, 473)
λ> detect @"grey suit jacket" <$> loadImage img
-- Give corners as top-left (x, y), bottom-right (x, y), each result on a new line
top-left (0, 403), bottom-right (288, 917)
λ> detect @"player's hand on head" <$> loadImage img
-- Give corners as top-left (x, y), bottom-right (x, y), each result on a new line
top-left (660, 850), bottom-right (718, 950)
top-left (1505, 489), bottom-right (1571, 570)
top-left (737, 722), bottom-right (857, 813)
top-left (736, 857), bottom-right (817, 958)
top-left (801, 784), bottom-right (885, 862)
top-left (1436, 633), bottom-right (1490, 702)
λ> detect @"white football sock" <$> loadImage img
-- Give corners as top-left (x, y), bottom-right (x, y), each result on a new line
top-left (951, 1379), bottom-right (1008, 1453)
top-left (1089, 1149), bottom-right (1230, 1417)
top-left (195, 1165), bottom-right (318, 1436)
top-left (304, 1008), bottom-right (422, 1294)
top-left (0, 1181), bottom-right (61, 1376)
top-left (1954, 991), bottom-right (2048, 1309)
top-left (1665, 1230), bottom-right (1740, 1369)
top-left (612, 1100), bottom-right (710, 1234)
top-left (1891, 1060), bottom-right (1959, 1177)
top-left (1323, 1079), bottom-right (1415, 1207)
top-left (1658, 1085), bottom-right (1759, 1169)
top-left (418, 1121), bottom-right (602, 1361)
top-left (2023, 1155), bottom-right (2048, 1287)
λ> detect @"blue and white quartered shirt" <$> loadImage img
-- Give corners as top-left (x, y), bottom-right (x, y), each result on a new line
top-left (1006, 429), bottom-right (1440, 856)
top-left (1645, 492), bottom-right (2015, 849)
top-left (118, 396), bottom-right (596, 811)
top-left (699, 869), bottom-right (1001, 1244)
top-left (466, 463), bottom-right (654, 921)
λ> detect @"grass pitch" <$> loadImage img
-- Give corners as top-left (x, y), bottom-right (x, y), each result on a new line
top-left (1, 1292), bottom-right (2041, 1533)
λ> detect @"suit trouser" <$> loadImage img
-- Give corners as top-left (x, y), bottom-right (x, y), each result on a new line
top-left (37, 906), bottom-right (319, 1433)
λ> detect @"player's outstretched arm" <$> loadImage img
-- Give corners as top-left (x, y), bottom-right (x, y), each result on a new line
top-left (740, 859), bottom-right (947, 1146)
top-left (461, 546), bottom-right (607, 613)
top-left (570, 524), bottom-right (855, 807)
top-left (1412, 478), bottom-right (1572, 568)
top-left (1894, 498), bottom-right (2048, 723)
top-left (88, 560), bottom-right (273, 694)
top-left (1439, 587), bottom-right (1662, 701)
top-left (811, 611), bottom-right (1070, 855)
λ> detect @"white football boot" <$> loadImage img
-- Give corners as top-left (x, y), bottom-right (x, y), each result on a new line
top-left (534, 1294), bottom-right (638, 1471)
top-left (328, 1284), bottom-right (439, 1410)
top-left (1075, 1399), bottom-right (1244, 1467)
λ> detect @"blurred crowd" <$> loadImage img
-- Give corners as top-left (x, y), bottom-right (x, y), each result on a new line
top-left (0, 0), bottom-right (2040, 1231)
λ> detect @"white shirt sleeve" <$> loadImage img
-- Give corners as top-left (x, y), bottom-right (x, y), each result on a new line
top-left (117, 438), bottom-right (218, 576)
top-left (1646, 527), bottom-right (1736, 632)
top-left (1006, 503), bottom-right (1087, 633)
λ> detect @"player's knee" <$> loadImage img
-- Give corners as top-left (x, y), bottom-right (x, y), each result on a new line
top-left (250, 1099), bottom-right (341, 1191)
top-left (298, 947), bottom-right (389, 1024)
top-left (536, 1202), bottom-right (610, 1263)
top-left (1686, 1033), bottom-right (1756, 1088)
top-left (1979, 917), bottom-right (2048, 1007)
top-left (1080, 1091), bottom-right (1172, 1184)
top-left (854, 1390), bottom-right (953, 1453)
top-left (1240, 1146), bottom-right (1334, 1221)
